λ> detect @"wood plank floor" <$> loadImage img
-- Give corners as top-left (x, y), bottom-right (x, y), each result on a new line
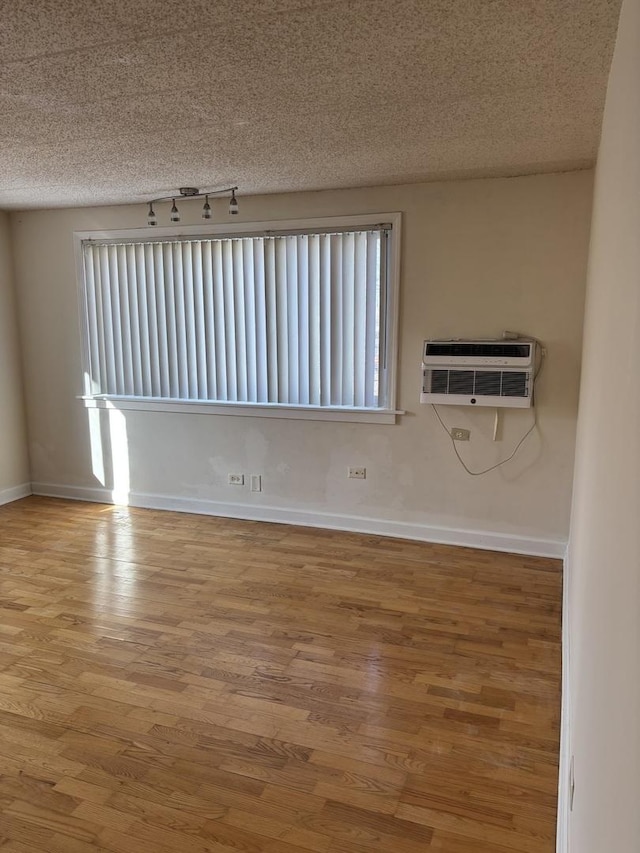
top-left (0, 496), bottom-right (562, 852)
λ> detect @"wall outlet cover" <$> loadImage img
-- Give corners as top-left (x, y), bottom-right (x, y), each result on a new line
top-left (451, 428), bottom-right (470, 441)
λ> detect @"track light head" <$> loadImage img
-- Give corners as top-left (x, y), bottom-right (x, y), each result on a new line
top-left (202, 196), bottom-right (212, 220)
top-left (147, 202), bottom-right (157, 226)
top-left (229, 188), bottom-right (239, 215)
top-left (170, 199), bottom-right (180, 223)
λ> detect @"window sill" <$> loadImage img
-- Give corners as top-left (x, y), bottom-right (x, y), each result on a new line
top-left (80, 396), bottom-right (401, 424)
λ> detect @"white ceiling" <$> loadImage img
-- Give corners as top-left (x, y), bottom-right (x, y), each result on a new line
top-left (0, 0), bottom-right (622, 210)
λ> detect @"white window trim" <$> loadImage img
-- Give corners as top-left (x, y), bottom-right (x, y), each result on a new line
top-left (81, 396), bottom-right (402, 424)
top-left (74, 212), bottom-right (402, 425)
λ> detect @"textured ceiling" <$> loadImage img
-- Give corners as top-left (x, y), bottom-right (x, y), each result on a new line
top-left (0, 0), bottom-right (622, 210)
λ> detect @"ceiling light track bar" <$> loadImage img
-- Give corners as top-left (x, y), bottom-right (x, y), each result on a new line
top-left (150, 185), bottom-right (238, 204)
top-left (146, 185), bottom-right (239, 225)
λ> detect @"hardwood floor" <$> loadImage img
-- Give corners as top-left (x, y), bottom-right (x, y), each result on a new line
top-left (0, 496), bottom-right (562, 852)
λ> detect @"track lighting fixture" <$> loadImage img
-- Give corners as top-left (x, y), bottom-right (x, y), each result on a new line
top-left (144, 186), bottom-right (239, 226)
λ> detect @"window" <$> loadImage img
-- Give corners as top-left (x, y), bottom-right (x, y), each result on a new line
top-left (78, 214), bottom-right (400, 423)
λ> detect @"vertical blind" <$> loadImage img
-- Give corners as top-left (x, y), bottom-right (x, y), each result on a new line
top-left (82, 228), bottom-right (388, 409)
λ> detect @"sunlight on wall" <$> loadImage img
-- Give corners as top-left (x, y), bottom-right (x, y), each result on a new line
top-left (87, 408), bottom-right (106, 486)
top-left (107, 404), bottom-right (130, 505)
top-left (86, 382), bottom-right (131, 502)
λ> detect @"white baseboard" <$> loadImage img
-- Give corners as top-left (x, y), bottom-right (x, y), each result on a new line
top-left (30, 481), bottom-right (567, 559)
top-left (0, 482), bottom-right (32, 506)
top-left (556, 551), bottom-right (572, 852)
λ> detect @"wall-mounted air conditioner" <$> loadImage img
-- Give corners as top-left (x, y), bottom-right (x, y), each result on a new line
top-left (420, 339), bottom-right (538, 407)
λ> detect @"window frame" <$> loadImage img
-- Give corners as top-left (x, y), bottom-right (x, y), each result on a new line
top-left (74, 212), bottom-right (402, 424)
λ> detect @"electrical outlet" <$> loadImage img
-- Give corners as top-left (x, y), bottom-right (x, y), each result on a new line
top-left (227, 473), bottom-right (244, 485)
top-left (451, 428), bottom-right (470, 441)
top-left (250, 474), bottom-right (262, 492)
top-left (348, 467), bottom-right (366, 479)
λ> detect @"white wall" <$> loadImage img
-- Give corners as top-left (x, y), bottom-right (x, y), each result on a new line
top-left (566, 0), bottom-right (640, 849)
top-left (0, 211), bottom-right (30, 502)
top-left (10, 171), bottom-right (592, 554)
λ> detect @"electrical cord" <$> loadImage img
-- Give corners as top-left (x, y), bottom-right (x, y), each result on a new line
top-left (432, 343), bottom-right (546, 477)
top-left (433, 404), bottom-right (537, 475)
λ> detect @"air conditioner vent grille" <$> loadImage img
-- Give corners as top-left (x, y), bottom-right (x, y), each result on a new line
top-left (425, 342), bottom-right (531, 358)
top-left (501, 372), bottom-right (528, 397)
top-left (425, 369), bottom-right (529, 398)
